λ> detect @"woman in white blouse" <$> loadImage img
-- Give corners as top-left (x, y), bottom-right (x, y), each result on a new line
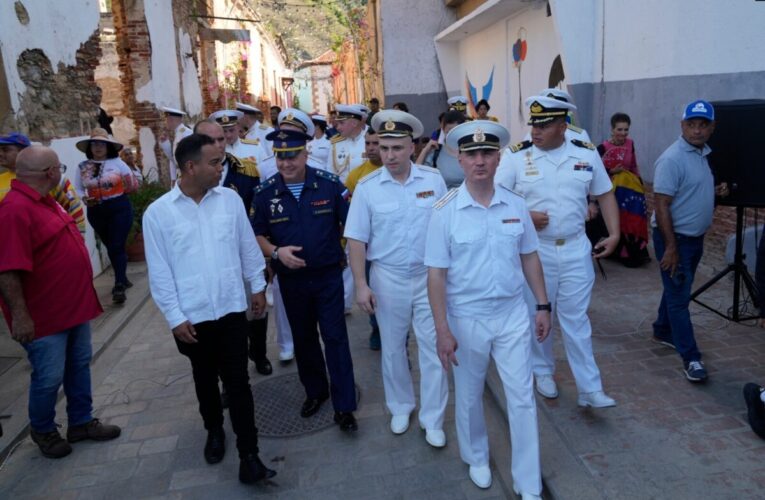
top-left (75, 128), bottom-right (137, 304)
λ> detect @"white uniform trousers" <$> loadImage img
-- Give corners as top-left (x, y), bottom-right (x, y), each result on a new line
top-left (271, 276), bottom-right (294, 355)
top-left (448, 301), bottom-right (542, 496)
top-left (370, 264), bottom-right (448, 429)
top-left (526, 232), bottom-right (603, 393)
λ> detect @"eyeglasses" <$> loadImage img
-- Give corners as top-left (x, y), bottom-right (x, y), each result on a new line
top-left (38, 164), bottom-right (67, 173)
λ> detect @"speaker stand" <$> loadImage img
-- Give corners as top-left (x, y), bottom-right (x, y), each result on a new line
top-left (691, 206), bottom-right (760, 322)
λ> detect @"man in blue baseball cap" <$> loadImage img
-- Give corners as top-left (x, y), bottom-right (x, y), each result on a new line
top-left (650, 99), bottom-right (729, 383)
top-left (0, 132), bottom-right (86, 233)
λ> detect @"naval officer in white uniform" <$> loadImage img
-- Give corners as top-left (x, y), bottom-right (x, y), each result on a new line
top-left (323, 104), bottom-right (369, 182)
top-left (236, 102), bottom-right (273, 157)
top-left (209, 110), bottom-right (267, 169)
top-left (159, 106), bottom-right (193, 184)
top-left (496, 96), bottom-right (619, 408)
top-left (425, 120), bottom-right (551, 498)
top-left (345, 110), bottom-right (449, 446)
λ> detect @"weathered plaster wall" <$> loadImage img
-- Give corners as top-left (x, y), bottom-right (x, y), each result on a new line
top-left (135, 0), bottom-right (181, 108)
top-left (379, 0), bottom-right (456, 131)
top-left (179, 28), bottom-right (203, 117)
top-left (0, 0), bottom-right (100, 112)
top-left (0, 1), bottom-right (103, 139)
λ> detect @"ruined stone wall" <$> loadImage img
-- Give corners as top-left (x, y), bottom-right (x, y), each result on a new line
top-left (12, 30), bottom-right (102, 141)
top-left (95, 12), bottom-right (134, 143)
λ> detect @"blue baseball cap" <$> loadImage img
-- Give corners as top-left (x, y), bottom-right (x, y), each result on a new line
top-left (0, 132), bottom-right (31, 148)
top-left (682, 100), bottom-right (715, 121)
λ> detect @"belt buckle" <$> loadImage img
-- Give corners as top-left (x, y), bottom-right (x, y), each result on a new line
top-left (555, 238), bottom-right (566, 246)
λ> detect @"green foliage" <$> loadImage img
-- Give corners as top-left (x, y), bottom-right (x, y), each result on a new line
top-left (127, 182), bottom-right (168, 244)
top-left (255, 0), bottom-right (367, 64)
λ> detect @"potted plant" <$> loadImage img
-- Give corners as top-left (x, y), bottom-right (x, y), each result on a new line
top-left (126, 181), bottom-right (168, 262)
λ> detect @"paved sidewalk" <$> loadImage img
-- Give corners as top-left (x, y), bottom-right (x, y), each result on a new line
top-left (528, 256), bottom-right (765, 500)
top-left (0, 268), bottom-right (515, 499)
top-left (2, 254), bottom-right (765, 499)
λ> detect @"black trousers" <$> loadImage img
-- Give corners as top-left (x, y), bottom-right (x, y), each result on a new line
top-left (174, 311), bottom-right (258, 457)
top-left (278, 266), bottom-right (357, 412)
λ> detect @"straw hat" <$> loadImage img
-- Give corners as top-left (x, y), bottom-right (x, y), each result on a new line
top-left (76, 128), bottom-right (124, 153)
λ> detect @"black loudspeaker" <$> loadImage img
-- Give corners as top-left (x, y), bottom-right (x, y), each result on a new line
top-left (707, 99), bottom-right (765, 207)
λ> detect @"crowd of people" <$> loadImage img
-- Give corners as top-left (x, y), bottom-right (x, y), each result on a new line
top-left (3, 88), bottom-right (765, 498)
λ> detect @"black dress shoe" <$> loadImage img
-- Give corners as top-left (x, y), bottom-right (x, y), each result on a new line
top-left (255, 358), bottom-right (273, 376)
top-left (334, 411), bottom-right (358, 432)
top-left (239, 453), bottom-right (276, 483)
top-left (204, 427), bottom-right (225, 464)
top-left (300, 396), bottom-right (328, 418)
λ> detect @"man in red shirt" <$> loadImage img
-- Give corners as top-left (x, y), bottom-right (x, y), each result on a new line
top-left (0, 146), bottom-right (121, 459)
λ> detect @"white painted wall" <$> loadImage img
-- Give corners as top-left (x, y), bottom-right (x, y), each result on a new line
top-left (136, 0), bottom-right (181, 108)
top-left (138, 127), bottom-right (159, 182)
top-left (450, 5), bottom-right (562, 140)
top-left (552, 0), bottom-right (765, 84)
top-left (0, 0), bottom-right (100, 113)
top-left (179, 29), bottom-right (203, 116)
top-left (381, 0), bottom-right (456, 95)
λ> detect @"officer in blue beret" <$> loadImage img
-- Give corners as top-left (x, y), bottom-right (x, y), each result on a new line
top-left (252, 129), bottom-right (358, 432)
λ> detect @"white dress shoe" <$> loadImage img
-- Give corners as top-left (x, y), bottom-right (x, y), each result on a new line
top-left (278, 350), bottom-right (294, 362)
top-left (390, 414), bottom-right (410, 434)
top-left (469, 464), bottom-right (492, 489)
top-left (424, 429), bottom-right (446, 448)
top-left (514, 486), bottom-right (542, 500)
top-left (535, 374), bottom-right (558, 399)
top-left (577, 391), bottom-right (616, 408)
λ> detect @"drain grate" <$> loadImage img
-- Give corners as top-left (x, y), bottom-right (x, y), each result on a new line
top-left (252, 372), bottom-right (359, 437)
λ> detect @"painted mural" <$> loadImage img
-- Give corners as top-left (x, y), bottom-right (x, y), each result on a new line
top-left (512, 28), bottom-right (528, 119)
top-left (465, 66), bottom-right (494, 117)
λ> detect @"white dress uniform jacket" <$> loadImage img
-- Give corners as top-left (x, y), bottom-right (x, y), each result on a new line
top-left (245, 121), bottom-right (274, 157)
top-left (307, 135), bottom-right (331, 170)
top-left (323, 128), bottom-right (368, 182)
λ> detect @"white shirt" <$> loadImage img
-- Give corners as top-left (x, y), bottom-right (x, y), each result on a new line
top-left (344, 164), bottom-right (447, 276)
top-left (496, 140), bottom-right (612, 240)
top-left (143, 185), bottom-right (267, 329)
top-left (425, 184), bottom-right (538, 318)
top-left (323, 127), bottom-right (368, 182)
top-left (307, 135), bottom-right (331, 170)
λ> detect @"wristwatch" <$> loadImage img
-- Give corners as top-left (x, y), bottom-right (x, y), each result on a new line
top-left (536, 303), bottom-right (552, 311)
top-left (271, 247), bottom-right (279, 261)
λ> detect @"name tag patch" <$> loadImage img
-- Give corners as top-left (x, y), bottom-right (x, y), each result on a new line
top-left (311, 199), bottom-right (331, 207)
top-left (416, 190), bottom-right (435, 199)
top-left (313, 208), bottom-right (333, 215)
top-left (270, 217), bottom-right (290, 224)
top-left (502, 218), bottom-right (521, 224)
